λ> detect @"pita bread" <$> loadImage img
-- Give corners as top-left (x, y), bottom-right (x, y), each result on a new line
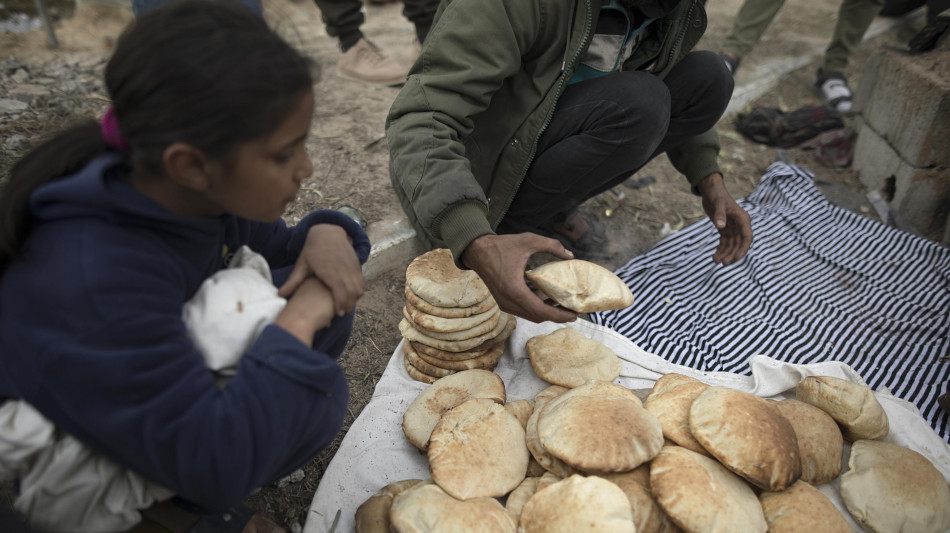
top-left (650, 446), bottom-right (767, 533)
top-left (840, 439), bottom-right (950, 533)
top-left (401, 307), bottom-right (502, 341)
top-left (525, 327), bottom-right (622, 387)
top-left (428, 398), bottom-right (529, 500)
top-left (519, 474), bottom-right (636, 533)
top-left (524, 259), bottom-right (634, 313)
top-left (504, 399), bottom-right (534, 430)
top-left (401, 369), bottom-right (506, 450)
top-left (599, 470), bottom-right (677, 533)
top-left (795, 375), bottom-right (889, 441)
top-left (404, 301), bottom-right (500, 333)
top-left (770, 399), bottom-right (843, 484)
top-left (689, 386), bottom-right (801, 491)
top-left (389, 480), bottom-right (517, 532)
top-left (403, 353), bottom-right (438, 384)
top-left (505, 476), bottom-right (539, 518)
top-left (538, 382), bottom-right (662, 473)
top-left (409, 315), bottom-right (515, 358)
top-left (415, 342), bottom-right (505, 371)
top-left (405, 248), bottom-right (492, 308)
top-left (535, 471), bottom-right (562, 493)
top-left (525, 386), bottom-right (578, 478)
top-left (759, 480), bottom-right (852, 533)
top-left (355, 479), bottom-right (424, 533)
top-left (404, 342), bottom-right (456, 378)
top-left (399, 313), bottom-right (513, 352)
top-left (643, 373), bottom-right (711, 456)
top-left (405, 285), bottom-right (497, 318)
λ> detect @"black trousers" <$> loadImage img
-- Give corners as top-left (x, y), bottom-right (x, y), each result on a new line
top-left (498, 51), bottom-right (734, 234)
top-left (319, 0), bottom-right (440, 44)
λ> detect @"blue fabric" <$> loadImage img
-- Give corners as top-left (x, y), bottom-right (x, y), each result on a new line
top-left (569, 0), bottom-right (656, 85)
top-left (0, 153), bottom-right (370, 510)
top-left (131, 0), bottom-right (262, 18)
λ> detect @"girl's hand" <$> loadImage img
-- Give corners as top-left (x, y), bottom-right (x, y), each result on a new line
top-left (275, 277), bottom-right (336, 345)
top-left (278, 224), bottom-right (365, 316)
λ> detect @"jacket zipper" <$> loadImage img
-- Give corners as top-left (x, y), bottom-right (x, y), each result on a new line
top-left (666, 0), bottom-right (696, 69)
top-left (496, 0), bottom-right (593, 225)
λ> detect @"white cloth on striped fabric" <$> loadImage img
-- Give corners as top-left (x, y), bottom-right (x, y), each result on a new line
top-left (591, 162), bottom-right (950, 440)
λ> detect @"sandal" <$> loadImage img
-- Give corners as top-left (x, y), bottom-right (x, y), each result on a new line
top-left (536, 211), bottom-right (612, 260)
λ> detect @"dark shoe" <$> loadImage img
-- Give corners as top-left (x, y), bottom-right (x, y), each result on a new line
top-left (719, 52), bottom-right (739, 75)
top-left (537, 211), bottom-right (611, 260)
top-left (813, 69), bottom-right (853, 114)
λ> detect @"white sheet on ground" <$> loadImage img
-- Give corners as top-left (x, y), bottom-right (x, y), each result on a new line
top-left (305, 317), bottom-right (950, 533)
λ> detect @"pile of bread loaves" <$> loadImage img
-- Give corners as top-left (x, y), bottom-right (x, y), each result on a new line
top-left (358, 357), bottom-right (950, 532)
top-left (398, 249), bottom-right (634, 383)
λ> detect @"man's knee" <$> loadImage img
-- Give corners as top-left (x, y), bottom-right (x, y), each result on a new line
top-left (679, 50), bottom-right (735, 109)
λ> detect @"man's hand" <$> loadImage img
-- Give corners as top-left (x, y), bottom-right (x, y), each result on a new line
top-left (278, 224), bottom-right (365, 317)
top-left (697, 173), bottom-right (753, 265)
top-left (461, 234), bottom-right (579, 324)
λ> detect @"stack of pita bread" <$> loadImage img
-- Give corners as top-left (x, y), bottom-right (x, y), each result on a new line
top-left (399, 249), bottom-right (516, 383)
top-left (357, 364), bottom-right (950, 533)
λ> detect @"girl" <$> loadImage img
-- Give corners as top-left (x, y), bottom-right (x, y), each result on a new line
top-left (0, 0), bottom-right (369, 531)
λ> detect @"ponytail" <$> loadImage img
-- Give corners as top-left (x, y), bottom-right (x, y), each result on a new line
top-left (0, 120), bottom-right (110, 275)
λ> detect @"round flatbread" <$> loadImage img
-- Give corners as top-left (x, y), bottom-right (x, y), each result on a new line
top-left (795, 375), bottom-right (889, 441)
top-left (771, 398), bottom-right (843, 484)
top-left (524, 259), bottom-right (634, 313)
top-left (405, 285), bottom-right (497, 318)
top-left (399, 313), bottom-right (513, 352)
top-left (538, 382), bottom-right (662, 474)
top-left (405, 248), bottom-right (492, 308)
top-left (403, 353), bottom-right (438, 384)
top-left (401, 306), bottom-right (502, 341)
top-left (355, 479), bottom-right (424, 533)
top-left (525, 327), bottom-right (622, 387)
top-left (650, 446), bottom-right (767, 533)
top-left (840, 439), bottom-right (950, 533)
top-left (428, 398), bottom-right (529, 500)
top-left (759, 480), bottom-right (852, 533)
top-left (689, 386), bottom-right (801, 491)
top-left (505, 476), bottom-right (539, 518)
top-left (415, 342), bottom-right (505, 371)
top-left (404, 342), bottom-right (456, 378)
top-left (598, 470), bottom-right (677, 533)
top-left (404, 301), bottom-right (500, 333)
top-left (644, 373), bottom-right (711, 456)
top-left (519, 474), bottom-right (635, 533)
top-left (525, 386), bottom-right (578, 478)
top-left (401, 368), bottom-right (506, 450)
top-left (504, 399), bottom-right (534, 430)
top-left (409, 316), bottom-right (515, 358)
top-left (389, 480), bottom-right (517, 532)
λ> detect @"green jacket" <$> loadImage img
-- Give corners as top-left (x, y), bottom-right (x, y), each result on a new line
top-left (386, 0), bottom-right (720, 263)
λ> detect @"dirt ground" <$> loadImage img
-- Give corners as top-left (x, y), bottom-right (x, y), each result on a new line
top-left (0, 0), bottom-right (931, 530)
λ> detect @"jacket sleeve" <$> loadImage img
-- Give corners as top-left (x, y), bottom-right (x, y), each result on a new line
top-left (666, 126), bottom-right (723, 194)
top-left (8, 258), bottom-right (350, 511)
top-left (385, 0), bottom-right (542, 259)
top-left (244, 209), bottom-right (371, 268)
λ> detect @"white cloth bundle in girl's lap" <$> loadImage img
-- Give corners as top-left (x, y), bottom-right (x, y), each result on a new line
top-left (0, 246), bottom-right (280, 531)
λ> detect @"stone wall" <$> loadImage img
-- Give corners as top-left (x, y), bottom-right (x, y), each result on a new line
top-left (852, 33), bottom-right (950, 246)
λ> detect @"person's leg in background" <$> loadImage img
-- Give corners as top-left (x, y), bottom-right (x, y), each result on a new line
top-left (401, 0), bottom-right (439, 59)
top-left (719, 0), bottom-right (787, 73)
top-left (315, 0), bottom-right (409, 85)
top-left (813, 0), bottom-right (885, 113)
top-left (497, 52), bottom-right (733, 257)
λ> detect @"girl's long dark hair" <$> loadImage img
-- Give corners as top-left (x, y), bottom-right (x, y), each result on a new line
top-left (0, 0), bottom-right (314, 274)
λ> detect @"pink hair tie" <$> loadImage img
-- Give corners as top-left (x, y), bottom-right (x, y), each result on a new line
top-left (100, 107), bottom-right (130, 151)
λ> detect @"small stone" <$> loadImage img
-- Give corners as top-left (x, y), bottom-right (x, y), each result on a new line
top-left (0, 98), bottom-right (29, 114)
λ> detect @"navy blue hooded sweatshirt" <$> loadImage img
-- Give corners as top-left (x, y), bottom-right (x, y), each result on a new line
top-left (0, 153), bottom-right (371, 510)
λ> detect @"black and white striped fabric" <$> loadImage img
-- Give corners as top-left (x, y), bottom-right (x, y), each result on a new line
top-left (591, 163), bottom-right (950, 440)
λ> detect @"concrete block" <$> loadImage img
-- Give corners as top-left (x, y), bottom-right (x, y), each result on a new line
top-left (852, 117), bottom-right (903, 193)
top-left (362, 217), bottom-right (425, 281)
top-left (855, 48), bottom-right (950, 169)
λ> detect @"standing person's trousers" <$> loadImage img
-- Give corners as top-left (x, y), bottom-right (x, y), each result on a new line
top-left (498, 51), bottom-right (733, 233)
top-left (318, 0), bottom-right (440, 44)
top-left (721, 0), bottom-right (885, 72)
